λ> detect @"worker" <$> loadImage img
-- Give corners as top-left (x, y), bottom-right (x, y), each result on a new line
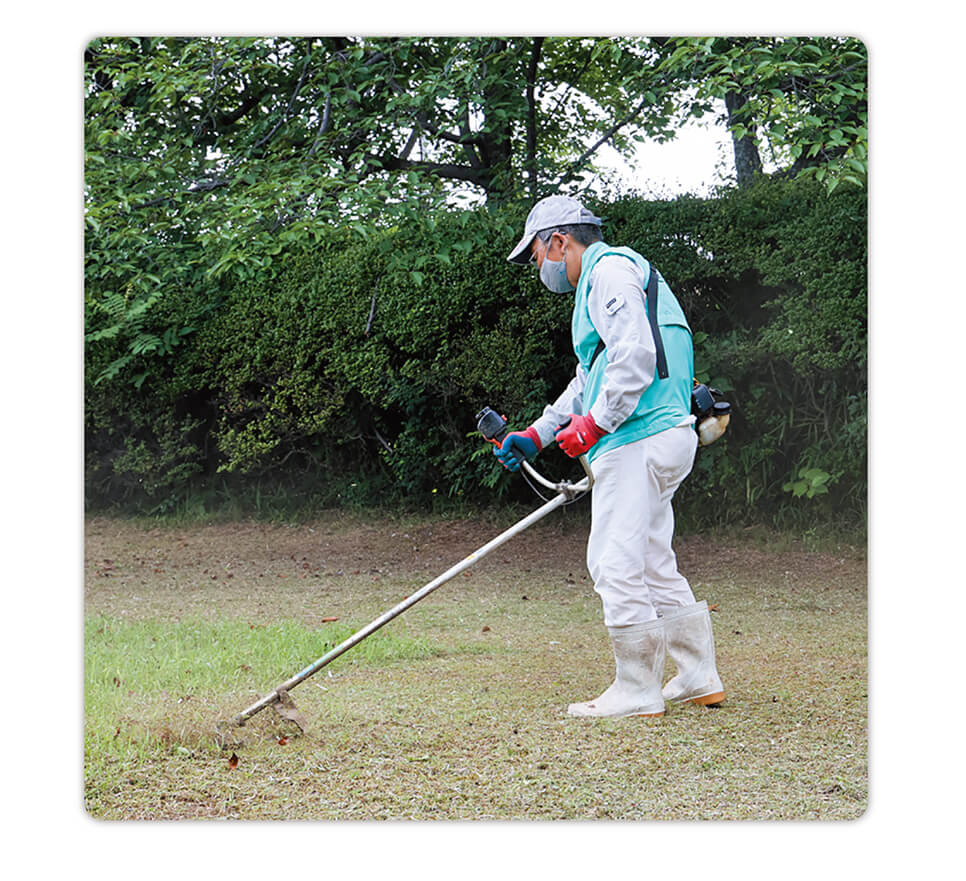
top-left (498, 194), bottom-right (724, 717)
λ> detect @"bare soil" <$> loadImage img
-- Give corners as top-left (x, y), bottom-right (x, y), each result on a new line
top-left (85, 512), bottom-right (864, 622)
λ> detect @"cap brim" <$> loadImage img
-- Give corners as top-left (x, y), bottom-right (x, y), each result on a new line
top-left (507, 232), bottom-right (535, 264)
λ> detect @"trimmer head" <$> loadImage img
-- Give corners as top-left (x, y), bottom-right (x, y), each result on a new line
top-left (215, 689), bottom-right (309, 748)
top-left (271, 690), bottom-right (309, 733)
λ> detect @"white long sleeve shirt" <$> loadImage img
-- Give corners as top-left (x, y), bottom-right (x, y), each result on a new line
top-left (532, 255), bottom-right (658, 448)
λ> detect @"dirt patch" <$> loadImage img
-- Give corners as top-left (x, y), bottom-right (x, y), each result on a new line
top-left (85, 514), bottom-right (865, 584)
top-left (85, 511), bottom-right (589, 574)
top-left (85, 513), bottom-right (865, 622)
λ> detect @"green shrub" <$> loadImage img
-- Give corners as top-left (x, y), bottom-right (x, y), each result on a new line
top-left (85, 179), bottom-right (866, 530)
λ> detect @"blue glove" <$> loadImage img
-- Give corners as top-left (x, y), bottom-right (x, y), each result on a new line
top-left (494, 427), bottom-right (542, 472)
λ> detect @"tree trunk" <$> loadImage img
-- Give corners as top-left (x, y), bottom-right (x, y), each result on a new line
top-left (476, 39), bottom-right (515, 205)
top-left (724, 90), bottom-right (763, 188)
top-left (525, 38), bottom-right (544, 199)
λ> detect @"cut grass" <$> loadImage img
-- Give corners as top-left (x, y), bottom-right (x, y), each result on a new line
top-left (84, 515), bottom-right (867, 820)
top-left (86, 615), bottom-right (446, 697)
top-left (85, 614), bottom-right (456, 759)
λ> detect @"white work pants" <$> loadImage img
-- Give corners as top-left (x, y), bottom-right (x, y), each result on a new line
top-left (586, 425), bottom-right (698, 627)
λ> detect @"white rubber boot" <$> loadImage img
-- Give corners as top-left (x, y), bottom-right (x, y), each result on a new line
top-left (661, 600), bottom-right (725, 706)
top-left (568, 619), bottom-right (666, 718)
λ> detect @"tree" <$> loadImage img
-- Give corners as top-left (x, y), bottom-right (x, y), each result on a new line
top-left (650, 37), bottom-right (868, 191)
top-left (85, 36), bottom-right (867, 387)
top-left (83, 36), bottom-right (669, 384)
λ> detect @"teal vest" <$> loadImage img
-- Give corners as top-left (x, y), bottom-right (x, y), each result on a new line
top-left (572, 241), bottom-right (694, 461)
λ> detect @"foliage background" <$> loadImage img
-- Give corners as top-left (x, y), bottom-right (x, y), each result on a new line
top-left (83, 36), bottom-right (867, 531)
top-left (85, 177), bottom-right (867, 531)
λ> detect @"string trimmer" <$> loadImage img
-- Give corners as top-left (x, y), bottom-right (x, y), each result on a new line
top-left (222, 408), bottom-right (593, 738)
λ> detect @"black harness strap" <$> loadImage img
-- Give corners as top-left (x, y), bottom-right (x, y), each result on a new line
top-left (589, 263), bottom-right (668, 379)
top-left (591, 337), bottom-right (606, 367)
top-left (647, 266), bottom-right (669, 380)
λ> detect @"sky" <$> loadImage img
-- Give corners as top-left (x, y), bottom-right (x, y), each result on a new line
top-left (445, 101), bottom-right (740, 206)
top-left (595, 109), bottom-right (736, 198)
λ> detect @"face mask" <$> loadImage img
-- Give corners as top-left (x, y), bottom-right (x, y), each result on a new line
top-left (538, 238), bottom-right (575, 293)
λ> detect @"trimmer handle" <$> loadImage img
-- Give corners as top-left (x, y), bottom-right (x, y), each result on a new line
top-left (476, 404), bottom-right (594, 497)
top-left (476, 406), bottom-right (508, 446)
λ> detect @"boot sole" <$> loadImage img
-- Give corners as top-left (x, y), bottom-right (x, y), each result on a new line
top-left (568, 707), bottom-right (665, 718)
top-left (689, 691), bottom-right (725, 707)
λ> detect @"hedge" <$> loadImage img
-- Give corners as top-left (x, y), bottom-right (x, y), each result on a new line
top-left (85, 178), bottom-right (867, 529)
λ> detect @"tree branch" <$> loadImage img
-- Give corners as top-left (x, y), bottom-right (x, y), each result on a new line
top-left (213, 88), bottom-right (268, 130)
top-left (131, 176), bottom-right (230, 211)
top-left (552, 91), bottom-right (654, 189)
top-left (252, 40), bottom-right (314, 151)
top-left (459, 106), bottom-right (483, 169)
top-left (306, 93), bottom-right (332, 159)
top-left (548, 43), bottom-right (595, 119)
top-left (397, 126), bottom-right (420, 162)
top-left (374, 154), bottom-right (483, 184)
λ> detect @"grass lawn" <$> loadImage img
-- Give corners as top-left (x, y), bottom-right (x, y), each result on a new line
top-left (84, 511), bottom-right (867, 820)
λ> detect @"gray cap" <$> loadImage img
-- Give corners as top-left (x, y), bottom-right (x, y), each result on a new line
top-left (506, 195), bottom-right (602, 264)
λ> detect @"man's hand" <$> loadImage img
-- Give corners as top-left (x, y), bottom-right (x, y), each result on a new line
top-left (554, 413), bottom-right (606, 457)
top-left (494, 427), bottom-right (542, 472)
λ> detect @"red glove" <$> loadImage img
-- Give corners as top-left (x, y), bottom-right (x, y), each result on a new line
top-left (554, 413), bottom-right (606, 457)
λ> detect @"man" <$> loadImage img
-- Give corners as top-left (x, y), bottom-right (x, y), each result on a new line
top-left (498, 194), bottom-right (724, 718)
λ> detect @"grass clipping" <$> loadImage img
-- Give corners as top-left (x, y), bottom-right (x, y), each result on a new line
top-left (85, 615), bottom-right (441, 750)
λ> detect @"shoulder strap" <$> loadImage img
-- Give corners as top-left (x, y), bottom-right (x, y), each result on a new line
top-left (589, 264), bottom-right (668, 379)
top-left (646, 265), bottom-right (669, 380)
top-left (590, 337), bottom-right (606, 368)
